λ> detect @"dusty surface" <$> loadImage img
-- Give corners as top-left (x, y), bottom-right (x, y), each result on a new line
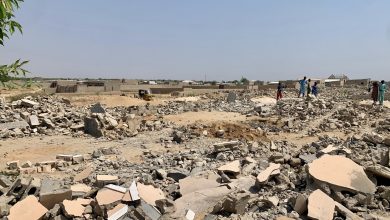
top-left (163, 111), bottom-right (251, 125)
top-left (0, 129), bottom-right (194, 170)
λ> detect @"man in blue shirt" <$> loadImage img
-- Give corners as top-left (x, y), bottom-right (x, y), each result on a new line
top-left (298, 76), bottom-right (307, 98)
top-left (379, 80), bottom-right (387, 106)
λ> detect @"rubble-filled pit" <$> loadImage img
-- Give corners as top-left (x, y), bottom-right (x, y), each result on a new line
top-left (0, 87), bottom-right (389, 220)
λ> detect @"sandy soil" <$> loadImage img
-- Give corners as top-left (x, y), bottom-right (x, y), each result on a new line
top-left (0, 129), bottom-right (187, 170)
top-left (163, 111), bottom-right (252, 125)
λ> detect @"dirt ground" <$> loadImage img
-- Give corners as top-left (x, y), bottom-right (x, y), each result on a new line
top-left (163, 111), bottom-right (251, 125)
top-left (0, 128), bottom-right (195, 171)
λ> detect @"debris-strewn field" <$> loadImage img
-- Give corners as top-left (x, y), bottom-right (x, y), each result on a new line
top-left (0, 87), bottom-right (389, 220)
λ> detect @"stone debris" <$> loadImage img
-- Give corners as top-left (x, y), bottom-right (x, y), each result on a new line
top-left (137, 183), bottom-right (165, 206)
top-left (307, 189), bottom-right (335, 220)
top-left (217, 160), bottom-right (241, 175)
top-left (308, 154), bottom-right (376, 194)
top-left (0, 89), bottom-right (389, 220)
top-left (8, 195), bottom-right (48, 220)
top-left (256, 163), bottom-right (281, 186)
top-left (107, 203), bottom-right (128, 220)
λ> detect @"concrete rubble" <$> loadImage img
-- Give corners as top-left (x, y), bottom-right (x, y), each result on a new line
top-left (0, 88), bottom-right (389, 219)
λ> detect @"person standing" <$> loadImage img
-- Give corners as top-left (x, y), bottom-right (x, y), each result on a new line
top-left (371, 81), bottom-right (379, 105)
top-left (307, 79), bottom-right (312, 95)
top-left (312, 81), bottom-right (319, 97)
top-left (276, 82), bottom-right (283, 101)
top-left (298, 76), bottom-right (307, 98)
top-left (379, 80), bottom-right (387, 105)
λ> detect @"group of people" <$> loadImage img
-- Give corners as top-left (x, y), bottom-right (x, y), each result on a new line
top-left (276, 77), bottom-right (387, 105)
top-left (298, 76), bottom-right (318, 98)
top-left (371, 80), bottom-right (387, 105)
top-left (276, 76), bottom-right (318, 101)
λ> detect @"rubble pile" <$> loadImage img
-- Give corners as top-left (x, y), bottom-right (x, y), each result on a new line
top-left (319, 102), bottom-right (386, 132)
top-left (0, 87), bottom-right (389, 219)
top-left (1, 130), bottom-right (390, 219)
top-left (0, 97), bottom-right (171, 140)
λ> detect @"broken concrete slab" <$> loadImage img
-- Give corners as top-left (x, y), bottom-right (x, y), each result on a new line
top-left (320, 145), bottom-right (352, 155)
top-left (71, 183), bottom-right (91, 194)
top-left (129, 180), bottom-right (140, 201)
top-left (29, 115), bottom-right (39, 126)
top-left (96, 175), bottom-right (119, 187)
top-left (172, 186), bottom-right (231, 219)
top-left (218, 191), bottom-right (250, 215)
top-left (139, 200), bottom-right (161, 220)
top-left (96, 188), bottom-right (124, 206)
top-left (213, 141), bottom-right (241, 152)
top-left (256, 163), bottom-right (280, 186)
top-left (0, 121), bottom-right (29, 130)
top-left (307, 189), bottom-right (335, 220)
top-left (8, 195), bottom-right (48, 220)
top-left (179, 175), bottom-right (220, 196)
top-left (39, 179), bottom-right (72, 209)
top-left (137, 183), bottom-right (165, 206)
top-left (21, 99), bottom-right (39, 107)
top-left (366, 164), bottom-right (390, 179)
top-left (61, 198), bottom-right (92, 218)
top-left (105, 184), bottom-right (127, 193)
top-left (217, 160), bottom-right (241, 174)
top-left (334, 201), bottom-right (363, 220)
top-left (308, 155), bottom-right (376, 194)
top-left (73, 166), bottom-right (93, 182)
top-left (107, 203), bottom-right (128, 220)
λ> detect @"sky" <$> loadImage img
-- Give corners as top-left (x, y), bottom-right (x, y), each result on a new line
top-left (1, 0), bottom-right (390, 81)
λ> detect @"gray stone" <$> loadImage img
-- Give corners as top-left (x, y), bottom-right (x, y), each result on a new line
top-left (84, 117), bottom-right (103, 138)
top-left (39, 179), bottom-right (72, 209)
top-left (90, 103), bottom-right (106, 113)
top-left (167, 168), bottom-right (190, 182)
top-left (227, 92), bottom-right (237, 103)
top-left (43, 118), bottom-right (55, 128)
top-left (155, 198), bottom-right (176, 214)
top-left (21, 99), bottom-right (39, 107)
top-left (299, 154), bottom-right (317, 163)
top-left (219, 191), bottom-right (250, 214)
top-left (29, 115), bottom-right (40, 126)
top-left (0, 121), bottom-right (29, 130)
top-left (140, 200), bottom-right (161, 220)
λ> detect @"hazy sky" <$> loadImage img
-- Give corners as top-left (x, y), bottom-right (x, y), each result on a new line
top-left (1, 0), bottom-right (390, 81)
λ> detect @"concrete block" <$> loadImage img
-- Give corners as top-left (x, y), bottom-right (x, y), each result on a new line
top-left (39, 179), bottom-right (72, 209)
top-left (7, 177), bottom-right (32, 199)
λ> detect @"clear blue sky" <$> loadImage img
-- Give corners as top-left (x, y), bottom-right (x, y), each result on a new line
top-left (1, 0), bottom-right (390, 81)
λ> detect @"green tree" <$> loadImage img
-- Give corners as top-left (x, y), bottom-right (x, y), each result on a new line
top-left (240, 76), bottom-right (249, 85)
top-left (0, 0), bottom-right (28, 87)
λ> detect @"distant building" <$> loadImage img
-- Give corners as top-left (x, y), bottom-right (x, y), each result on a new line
top-left (328, 74), bottom-right (349, 80)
